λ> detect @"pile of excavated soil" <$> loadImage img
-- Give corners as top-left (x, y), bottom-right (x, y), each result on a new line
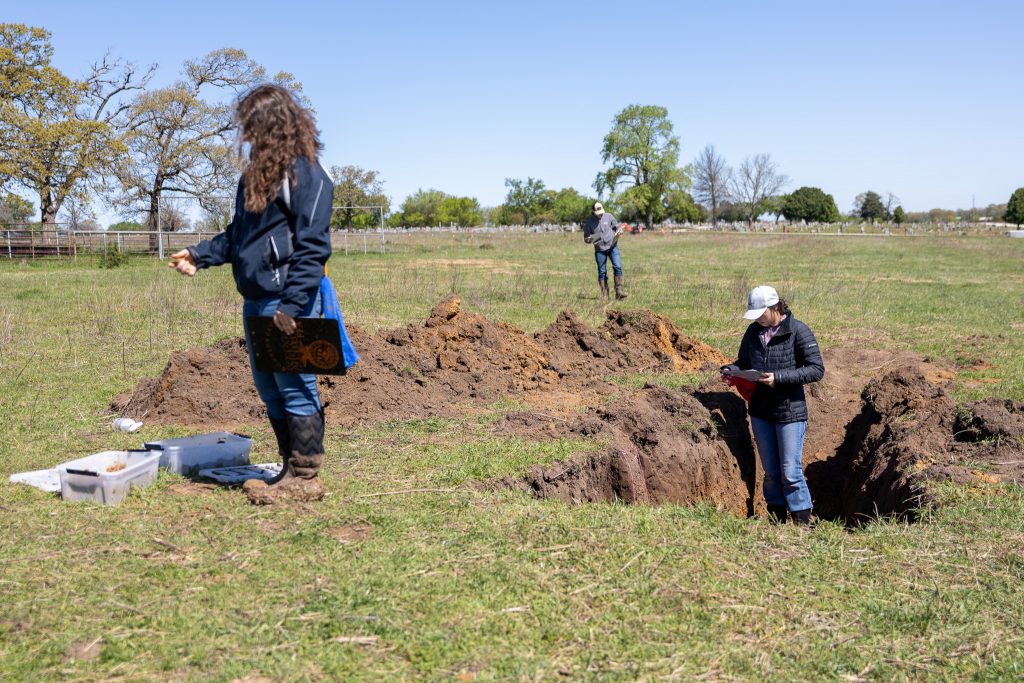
top-left (502, 385), bottom-right (754, 515)
top-left (811, 367), bottom-right (1024, 523)
top-left (113, 295), bottom-right (728, 428)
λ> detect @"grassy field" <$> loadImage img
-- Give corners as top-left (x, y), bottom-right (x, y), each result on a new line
top-left (1, 232), bottom-right (1023, 681)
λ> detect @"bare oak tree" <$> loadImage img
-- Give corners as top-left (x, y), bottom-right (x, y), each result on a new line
top-left (692, 144), bottom-right (731, 227)
top-left (731, 154), bottom-right (788, 227)
top-left (110, 48), bottom-right (302, 248)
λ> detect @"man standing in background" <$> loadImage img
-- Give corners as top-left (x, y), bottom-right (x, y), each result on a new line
top-left (583, 202), bottom-right (627, 301)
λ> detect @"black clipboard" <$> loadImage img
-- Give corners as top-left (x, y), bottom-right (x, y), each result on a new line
top-left (245, 316), bottom-right (347, 375)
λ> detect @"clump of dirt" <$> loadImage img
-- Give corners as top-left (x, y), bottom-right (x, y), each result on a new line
top-left (503, 385), bottom-right (754, 514)
top-left (114, 295), bottom-right (727, 429)
top-left (113, 337), bottom-right (265, 424)
top-left (954, 398), bottom-right (1024, 442)
top-left (808, 367), bottom-right (1024, 523)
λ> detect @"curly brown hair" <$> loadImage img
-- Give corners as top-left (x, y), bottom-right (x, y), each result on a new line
top-left (235, 84), bottom-right (322, 213)
top-left (771, 298), bottom-right (791, 316)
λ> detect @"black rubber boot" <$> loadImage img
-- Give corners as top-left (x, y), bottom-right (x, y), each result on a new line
top-left (791, 508), bottom-right (814, 526)
top-left (265, 417), bottom-right (290, 485)
top-left (599, 278), bottom-right (610, 301)
top-left (245, 412), bottom-right (326, 504)
top-left (766, 504), bottom-right (788, 524)
top-left (614, 275), bottom-right (628, 300)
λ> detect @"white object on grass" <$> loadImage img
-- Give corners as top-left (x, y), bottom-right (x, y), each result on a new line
top-left (9, 469), bottom-right (62, 493)
top-left (112, 417), bottom-right (144, 433)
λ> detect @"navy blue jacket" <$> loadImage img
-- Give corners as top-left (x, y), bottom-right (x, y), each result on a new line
top-left (188, 156), bottom-right (333, 318)
top-left (727, 314), bottom-right (824, 423)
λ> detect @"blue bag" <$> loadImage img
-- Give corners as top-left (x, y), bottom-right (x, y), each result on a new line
top-left (319, 274), bottom-right (360, 369)
top-left (280, 171), bottom-right (359, 369)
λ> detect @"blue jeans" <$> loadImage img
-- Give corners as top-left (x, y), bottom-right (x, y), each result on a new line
top-left (242, 292), bottom-right (322, 420)
top-left (750, 417), bottom-right (813, 512)
top-left (594, 244), bottom-right (623, 280)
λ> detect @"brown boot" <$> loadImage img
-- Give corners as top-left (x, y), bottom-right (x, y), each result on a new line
top-left (599, 278), bottom-right (610, 301)
top-left (245, 412), bottom-right (326, 505)
top-left (614, 275), bottom-right (628, 300)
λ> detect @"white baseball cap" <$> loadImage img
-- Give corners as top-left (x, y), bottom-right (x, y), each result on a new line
top-left (592, 202), bottom-right (604, 214)
top-left (743, 285), bottom-right (780, 320)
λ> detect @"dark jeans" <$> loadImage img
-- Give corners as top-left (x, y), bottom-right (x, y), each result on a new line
top-left (594, 244), bottom-right (623, 280)
top-left (242, 292), bottom-right (323, 420)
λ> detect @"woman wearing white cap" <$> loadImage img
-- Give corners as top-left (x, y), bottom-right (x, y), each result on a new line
top-left (720, 285), bottom-right (824, 525)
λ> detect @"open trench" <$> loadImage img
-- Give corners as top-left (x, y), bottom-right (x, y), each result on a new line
top-left (502, 367), bottom-right (1024, 524)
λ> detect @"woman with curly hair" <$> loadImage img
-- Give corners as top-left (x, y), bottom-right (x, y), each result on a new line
top-left (170, 83), bottom-right (333, 505)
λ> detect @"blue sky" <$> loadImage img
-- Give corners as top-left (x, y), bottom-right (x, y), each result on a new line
top-left (10, 0), bottom-right (1023, 214)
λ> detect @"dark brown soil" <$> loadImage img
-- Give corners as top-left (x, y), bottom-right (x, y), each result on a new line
top-left (809, 368), bottom-right (1024, 523)
top-left (113, 297), bottom-right (1024, 522)
top-left (503, 385), bottom-right (753, 515)
top-left (499, 356), bottom-right (1023, 523)
top-left (113, 295), bottom-right (727, 428)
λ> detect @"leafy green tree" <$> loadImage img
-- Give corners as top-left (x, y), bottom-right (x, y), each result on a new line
top-left (394, 189), bottom-right (446, 227)
top-left (1005, 188), bottom-right (1024, 227)
top-left (438, 196), bottom-right (483, 227)
top-left (503, 177), bottom-right (547, 225)
top-left (762, 194), bottom-right (787, 223)
top-left (547, 187), bottom-right (594, 224)
top-left (393, 189), bottom-right (481, 227)
top-left (782, 187), bottom-right (840, 223)
top-left (330, 165), bottom-right (389, 229)
top-left (664, 188), bottom-right (704, 223)
top-left (892, 206), bottom-right (906, 225)
top-left (716, 202), bottom-right (747, 223)
top-left (595, 104), bottom-right (687, 230)
top-left (0, 191), bottom-right (34, 223)
top-left (0, 24), bottom-right (153, 225)
top-left (854, 191), bottom-right (887, 221)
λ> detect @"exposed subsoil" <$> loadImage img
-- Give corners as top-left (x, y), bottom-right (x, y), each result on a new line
top-left (113, 295), bottom-right (727, 427)
top-left (113, 296), bottom-right (1024, 522)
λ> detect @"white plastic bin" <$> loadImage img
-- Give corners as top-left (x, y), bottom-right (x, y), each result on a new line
top-left (56, 450), bottom-right (160, 505)
top-left (144, 432), bottom-right (252, 475)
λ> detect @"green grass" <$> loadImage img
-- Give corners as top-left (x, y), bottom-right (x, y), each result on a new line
top-left (1, 233), bottom-right (1023, 681)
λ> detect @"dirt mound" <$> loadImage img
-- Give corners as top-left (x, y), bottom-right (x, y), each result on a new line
top-left (112, 338), bottom-right (265, 424)
top-left (955, 397), bottom-right (1024, 442)
top-left (113, 296), bottom-right (726, 429)
top-left (602, 309), bottom-right (727, 373)
top-left (807, 367), bottom-right (1024, 523)
top-left (503, 385), bottom-right (753, 514)
top-left (113, 298), bottom-right (1024, 523)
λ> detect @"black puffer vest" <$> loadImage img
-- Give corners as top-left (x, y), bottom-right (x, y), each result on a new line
top-left (733, 314), bottom-right (824, 423)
